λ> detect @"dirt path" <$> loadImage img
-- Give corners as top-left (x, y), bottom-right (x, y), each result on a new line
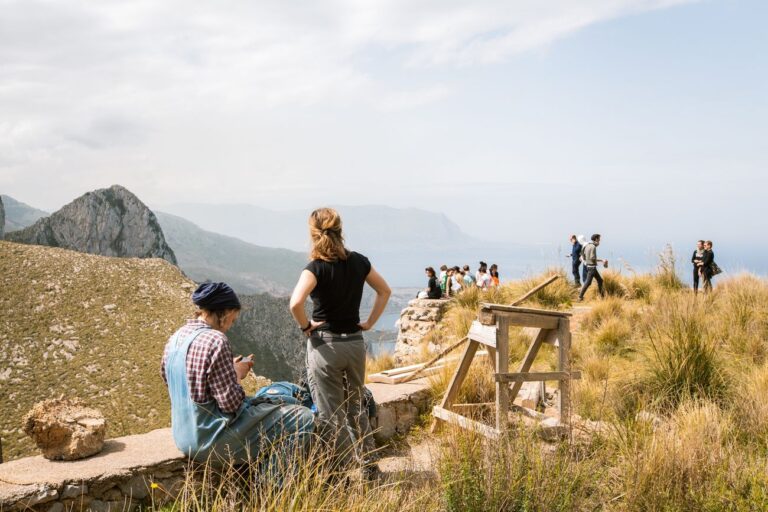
top-left (377, 436), bottom-right (440, 482)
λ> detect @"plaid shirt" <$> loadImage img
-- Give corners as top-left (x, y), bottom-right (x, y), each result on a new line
top-left (161, 319), bottom-right (245, 414)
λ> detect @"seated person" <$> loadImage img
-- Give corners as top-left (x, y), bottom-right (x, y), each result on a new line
top-left (161, 282), bottom-right (314, 464)
top-left (417, 266), bottom-right (443, 299)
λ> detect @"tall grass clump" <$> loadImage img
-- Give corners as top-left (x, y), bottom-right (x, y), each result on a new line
top-left (438, 429), bottom-right (604, 511)
top-left (639, 296), bottom-right (729, 412)
top-left (711, 273), bottom-right (768, 364)
top-left (654, 244), bottom-right (685, 292)
top-left (158, 434), bottom-right (436, 512)
top-left (617, 400), bottom-right (768, 511)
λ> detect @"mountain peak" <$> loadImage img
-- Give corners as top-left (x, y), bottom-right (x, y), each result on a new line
top-left (6, 185), bottom-right (177, 264)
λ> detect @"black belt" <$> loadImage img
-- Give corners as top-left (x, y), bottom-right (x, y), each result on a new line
top-left (311, 330), bottom-right (364, 342)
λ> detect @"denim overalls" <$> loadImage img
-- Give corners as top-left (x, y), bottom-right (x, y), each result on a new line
top-left (166, 324), bottom-right (314, 465)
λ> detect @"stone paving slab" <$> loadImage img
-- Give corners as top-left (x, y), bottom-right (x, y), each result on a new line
top-left (0, 429), bottom-right (183, 487)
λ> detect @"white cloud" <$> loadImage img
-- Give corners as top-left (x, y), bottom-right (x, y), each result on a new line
top-left (0, 0), bottom-right (698, 207)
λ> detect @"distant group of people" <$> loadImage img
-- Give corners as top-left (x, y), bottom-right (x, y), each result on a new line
top-left (418, 261), bottom-right (500, 299)
top-left (568, 234), bottom-right (721, 298)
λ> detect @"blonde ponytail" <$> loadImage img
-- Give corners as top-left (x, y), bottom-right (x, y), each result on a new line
top-left (309, 208), bottom-right (347, 262)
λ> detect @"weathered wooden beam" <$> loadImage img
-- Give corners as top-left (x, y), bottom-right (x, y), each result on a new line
top-left (495, 317), bottom-right (510, 431)
top-left (433, 406), bottom-right (501, 440)
top-left (495, 371), bottom-right (582, 383)
top-left (480, 303), bottom-right (572, 318)
top-left (430, 339), bottom-right (480, 433)
top-left (468, 320), bottom-right (498, 347)
top-left (508, 274), bottom-right (561, 306)
top-left (558, 317), bottom-right (573, 424)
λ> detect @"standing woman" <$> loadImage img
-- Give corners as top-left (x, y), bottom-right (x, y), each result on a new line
top-left (289, 208), bottom-right (391, 471)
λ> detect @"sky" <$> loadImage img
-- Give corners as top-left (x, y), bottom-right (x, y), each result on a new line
top-left (1, 0), bottom-right (766, 251)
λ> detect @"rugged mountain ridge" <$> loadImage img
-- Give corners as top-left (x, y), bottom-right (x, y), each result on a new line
top-left (6, 185), bottom-right (177, 264)
top-left (0, 194), bottom-right (49, 233)
top-left (155, 211), bottom-right (307, 295)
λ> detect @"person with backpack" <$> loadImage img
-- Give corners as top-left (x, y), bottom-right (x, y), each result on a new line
top-left (567, 235), bottom-right (583, 286)
top-left (289, 207), bottom-right (391, 478)
top-left (691, 240), bottom-right (705, 293)
top-left (161, 282), bottom-right (314, 467)
top-left (700, 240), bottom-right (717, 293)
top-left (578, 234), bottom-right (608, 301)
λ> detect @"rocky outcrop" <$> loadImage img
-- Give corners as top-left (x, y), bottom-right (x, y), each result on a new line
top-left (6, 185), bottom-right (176, 264)
top-left (23, 398), bottom-right (106, 461)
top-left (0, 195), bottom-right (5, 239)
top-left (395, 298), bottom-right (450, 359)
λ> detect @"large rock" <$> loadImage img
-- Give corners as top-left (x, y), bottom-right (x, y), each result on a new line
top-left (395, 298), bottom-right (450, 360)
top-left (6, 185), bottom-right (177, 264)
top-left (22, 398), bottom-right (107, 460)
top-left (0, 195), bottom-right (5, 239)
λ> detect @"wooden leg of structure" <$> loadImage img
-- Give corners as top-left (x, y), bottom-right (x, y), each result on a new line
top-left (508, 328), bottom-right (550, 403)
top-left (495, 317), bottom-right (510, 432)
top-left (557, 318), bottom-right (572, 423)
top-left (431, 339), bottom-right (480, 433)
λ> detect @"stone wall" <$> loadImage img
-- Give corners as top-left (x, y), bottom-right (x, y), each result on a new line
top-left (394, 298), bottom-right (450, 361)
top-left (0, 379), bottom-right (433, 511)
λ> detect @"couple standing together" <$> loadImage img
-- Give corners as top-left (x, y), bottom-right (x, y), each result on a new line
top-left (161, 207), bottom-right (391, 475)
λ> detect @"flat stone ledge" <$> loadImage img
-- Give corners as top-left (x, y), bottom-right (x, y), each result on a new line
top-left (0, 379), bottom-right (433, 510)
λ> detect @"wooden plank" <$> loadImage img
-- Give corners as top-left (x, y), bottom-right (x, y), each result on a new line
top-left (509, 328), bottom-right (549, 401)
top-left (480, 303), bottom-right (572, 318)
top-left (501, 312), bottom-right (560, 330)
top-left (495, 316), bottom-right (510, 432)
top-left (496, 371), bottom-right (582, 383)
top-left (508, 274), bottom-right (560, 305)
top-left (468, 320), bottom-right (498, 348)
top-left (399, 336), bottom-right (467, 383)
top-left (369, 365), bottom-right (447, 384)
top-left (433, 406), bottom-right (501, 440)
top-left (380, 361), bottom-right (429, 376)
top-left (430, 339), bottom-right (480, 433)
top-left (558, 317), bottom-right (572, 424)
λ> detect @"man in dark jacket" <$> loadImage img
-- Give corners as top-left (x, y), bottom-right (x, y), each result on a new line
top-left (700, 240), bottom-right (715, 293)
top-left (567, 235), bottom-right (583, 286)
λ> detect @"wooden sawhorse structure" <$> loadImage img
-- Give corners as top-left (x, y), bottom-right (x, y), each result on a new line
top-left (432, 303), bottom-right (579, 439)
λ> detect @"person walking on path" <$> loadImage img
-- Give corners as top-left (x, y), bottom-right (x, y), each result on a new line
top-left (289, 207), bottom-right (391, 476)
top-left (700, 240), bottom-right (716, 293)
top-left (162, 282), bottom-right (314, 468)
top-left (578, 234), bottom-right (608, 301)
top-left (691, 240), bottom-right (705, 293)
top-left (567, 235), bottom-right (583, 286)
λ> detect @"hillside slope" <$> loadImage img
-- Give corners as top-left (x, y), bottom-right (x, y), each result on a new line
top-left (6, 185), bottom-right (177, 264)
top-left (155, 211), bottom-right (307, 295)
top-left (0, 241), bottom-right (193, 460)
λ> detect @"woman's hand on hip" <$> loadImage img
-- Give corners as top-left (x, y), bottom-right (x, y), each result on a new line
top-left (303, 320), bottom-right (324, 337)
top-left (358, 320), bottom-right (373, 331)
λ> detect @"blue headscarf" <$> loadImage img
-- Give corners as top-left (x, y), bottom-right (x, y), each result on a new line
top-left (192, 282), bottom-right (241, 311)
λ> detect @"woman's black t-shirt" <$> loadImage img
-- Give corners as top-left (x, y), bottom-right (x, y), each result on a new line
top-left (305, 251), bottom-right (371, 334)
top-left (427, 276), bottom-right (442, 299)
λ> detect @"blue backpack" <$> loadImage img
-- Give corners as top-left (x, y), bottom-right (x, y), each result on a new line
top-left (253, 381), bottom-right (313, 408)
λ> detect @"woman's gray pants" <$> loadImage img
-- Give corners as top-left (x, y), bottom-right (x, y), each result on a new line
top-left (306, 333), bottom-right (375, 466)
